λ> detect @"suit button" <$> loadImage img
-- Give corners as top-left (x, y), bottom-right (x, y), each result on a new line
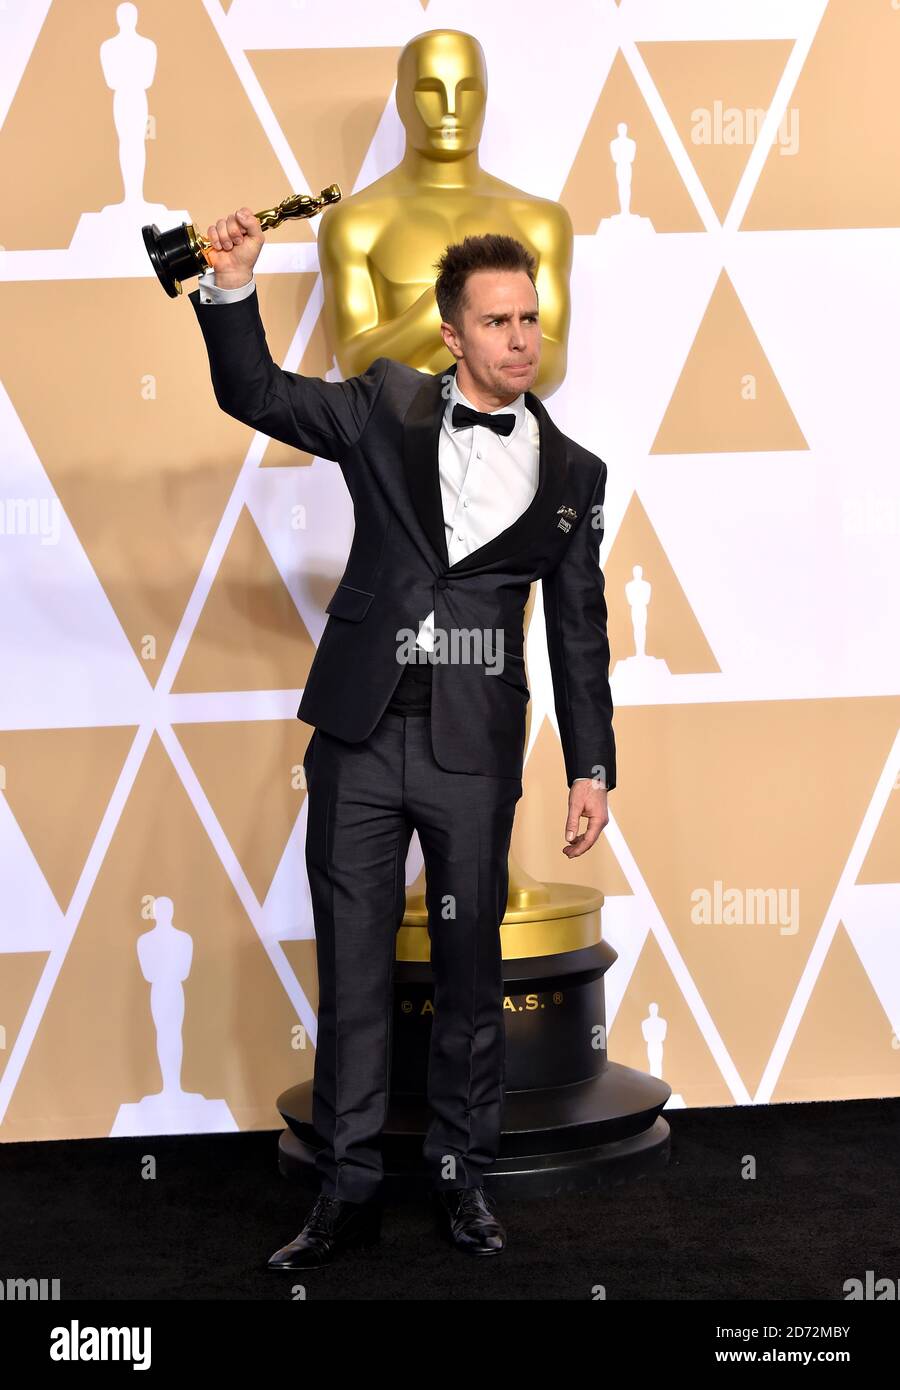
top-left (436, 577), bottom-right (449, 589)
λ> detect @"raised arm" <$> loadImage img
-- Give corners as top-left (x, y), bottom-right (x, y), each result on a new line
top-left (188, 207), bottom-right (388, 463)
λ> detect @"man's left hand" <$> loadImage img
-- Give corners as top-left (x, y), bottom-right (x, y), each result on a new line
top-left (563, 780), bottom-right (609, 858)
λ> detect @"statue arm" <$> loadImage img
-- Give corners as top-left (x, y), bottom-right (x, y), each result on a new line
top-left (318, 214), bottom-right (449, 376)
top-left (531, 205), bottom-right (573, 397)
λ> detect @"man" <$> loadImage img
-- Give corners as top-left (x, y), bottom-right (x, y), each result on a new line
top-left (189, 209), bottom-right (616, 1267)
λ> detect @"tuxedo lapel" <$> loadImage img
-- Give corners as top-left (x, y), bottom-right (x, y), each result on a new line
top-left (402, 365), bottom-right (451, 568)
top-left (401, 360), bottom-right (570, 575)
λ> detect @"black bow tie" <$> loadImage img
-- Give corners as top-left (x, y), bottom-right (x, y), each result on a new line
top-left (451, 402), bottom-right (516, 436)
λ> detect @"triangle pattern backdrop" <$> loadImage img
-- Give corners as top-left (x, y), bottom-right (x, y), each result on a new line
top-left (0, 0), bottom-right (897, 1140)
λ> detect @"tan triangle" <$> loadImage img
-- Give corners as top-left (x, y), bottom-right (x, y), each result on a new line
top-left (744, 0), bottom-right (900, 229)
top-left (0, 727), bottom-right (136, 911)
top-left (612, 697), bottom-right (900, 1098)
top-left (613, 932), bottom-right (734, 1106)
top-left (0, 277), bottom-right (272, 680)
top-left (0, 734), bottom-right (309, 1140)
top-left (512, 715), bottom-right (632, 896)
top-left (254, 271), bottom-right (321, 362)
top-left (638, 39), bottom-right (794, 222)
top-left (171, 505), bottom-right (316, 694)
top-left (246, 47), bottom-right (402, 211)
top-left (0, 0), bottom-right (311, 250)
top-left (650, 269), bottom-right (807, 454)
top-left (173, 719), bottom-right (315, 902)
top-left (281, 939), bottom-right (319, 1014)
top-left (606, 493), bottom-right (720, 674)
top-left (560, 50), bottom-right (704, 234)
top-left (0, 954), bottom-right (50, 1089)
top-left (260, 288), bottom-right (336, 468)
top-left (857, 784), bottom-right (900, 885)
top-left (772, 922), bottom-right (900, 1100)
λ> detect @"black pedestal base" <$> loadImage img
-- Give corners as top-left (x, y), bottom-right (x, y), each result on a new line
top-left (276, 1062), bottom-right (671, 1202)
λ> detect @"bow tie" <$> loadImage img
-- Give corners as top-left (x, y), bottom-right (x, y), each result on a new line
top-left (451, 402), bottom-right (516, 436)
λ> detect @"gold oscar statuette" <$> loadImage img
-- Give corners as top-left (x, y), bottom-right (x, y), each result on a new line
top-left (141, 184), bottom-right (342, 298)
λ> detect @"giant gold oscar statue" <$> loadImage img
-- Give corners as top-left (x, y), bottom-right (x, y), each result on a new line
top-left (278, 28), bottom-right (671, 1196)
top-left (317, 28), bottom-right (597, 965)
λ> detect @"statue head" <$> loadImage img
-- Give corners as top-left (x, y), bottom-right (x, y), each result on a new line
top-left (396, 29), bottom-right (487, 159)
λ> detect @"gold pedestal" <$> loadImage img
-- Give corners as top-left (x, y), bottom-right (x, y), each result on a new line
top-left (398, 854), bottom-right (603, 962)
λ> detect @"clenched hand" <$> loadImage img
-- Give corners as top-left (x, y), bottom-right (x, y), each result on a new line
top-left (204, 207), bottom-right (265, 289)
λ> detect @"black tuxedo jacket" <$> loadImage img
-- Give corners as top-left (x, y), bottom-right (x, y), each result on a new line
top-left (189, 286), bottom-right (616, 791)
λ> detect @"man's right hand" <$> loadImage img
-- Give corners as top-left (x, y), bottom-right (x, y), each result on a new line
top-left (204, 207), bottom-right (265, 289)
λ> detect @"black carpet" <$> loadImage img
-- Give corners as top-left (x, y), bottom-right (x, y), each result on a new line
top-left (2, 1097), bottom-right (898, 1300)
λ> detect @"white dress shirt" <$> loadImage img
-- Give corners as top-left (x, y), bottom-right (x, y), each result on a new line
top-left (197, 270), bottom-right (594, 786)
top-left (198, 269), bottom-right (538, 653)
top-left (421, 363), bottom-right (539, 650)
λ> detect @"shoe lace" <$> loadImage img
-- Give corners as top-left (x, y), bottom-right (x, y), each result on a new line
top-left (458, 1187), bottom-right (494, 1218)
top-left (307, 1194), bottom-right (343, 1234)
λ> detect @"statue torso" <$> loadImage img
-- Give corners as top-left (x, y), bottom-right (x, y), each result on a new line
top-left (328, 174), bottom-right (565, 321)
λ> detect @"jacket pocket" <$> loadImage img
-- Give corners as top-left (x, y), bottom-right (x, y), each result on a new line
top-left (493, 650), bottom-right (530, 698)
top-left (324, 583), bottom-right (375, 622)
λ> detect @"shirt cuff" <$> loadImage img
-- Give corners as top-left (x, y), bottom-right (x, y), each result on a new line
top-left (197, 269), bottom-right (257, 305)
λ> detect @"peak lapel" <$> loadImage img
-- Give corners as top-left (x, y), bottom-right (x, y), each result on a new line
top-left (450, 390), bottom-right (569, 575)
top-left (402, 365), bottom-right (453, 569)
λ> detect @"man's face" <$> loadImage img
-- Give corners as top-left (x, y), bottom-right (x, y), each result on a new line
top-left (442, 270), bottom-right (541, 404)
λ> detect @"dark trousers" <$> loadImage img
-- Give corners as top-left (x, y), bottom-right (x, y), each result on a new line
top-left (302, 700), bottom-right (522, 1202)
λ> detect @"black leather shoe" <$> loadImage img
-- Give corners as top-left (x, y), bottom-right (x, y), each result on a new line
top-left (433, 1185), bottom-right (506, 1256)
top-left (267, 1193), bottom-right (382, 1269)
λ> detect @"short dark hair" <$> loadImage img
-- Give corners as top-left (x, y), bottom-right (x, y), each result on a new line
top-left (433, 233), bottom-right (538, 330)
